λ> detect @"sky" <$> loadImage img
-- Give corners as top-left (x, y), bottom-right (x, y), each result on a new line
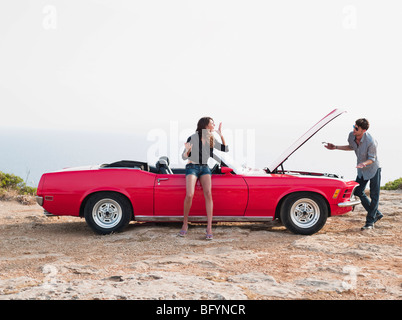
top-left (1, 0), bottom-right (401, 185)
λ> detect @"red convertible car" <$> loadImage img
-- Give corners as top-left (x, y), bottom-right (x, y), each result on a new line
top-left (36, 109), bottom-right (360, 235)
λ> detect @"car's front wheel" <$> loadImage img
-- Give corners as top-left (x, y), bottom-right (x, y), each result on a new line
top-left (84, 192), bottom-right (132, 235)
top-left (280, 192), bottom-right (328, 235)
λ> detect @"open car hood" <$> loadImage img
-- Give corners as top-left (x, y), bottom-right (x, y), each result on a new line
top-left (267, 108), bottom-right (346, 173)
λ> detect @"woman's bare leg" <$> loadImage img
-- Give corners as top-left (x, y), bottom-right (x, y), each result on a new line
top-left (182, 174), bottom-right (198, 232)
top-left (199, 174), bottom-right (213, 236)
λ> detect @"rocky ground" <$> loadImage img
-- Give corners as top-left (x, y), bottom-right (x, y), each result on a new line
top-left (0, 190), bottom-right (401, 300)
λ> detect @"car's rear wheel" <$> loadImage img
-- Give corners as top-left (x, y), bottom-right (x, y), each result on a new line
top-left (84, 192), bottom-right (132, 235)
top-left (280, 192), bottom-right (328, 235)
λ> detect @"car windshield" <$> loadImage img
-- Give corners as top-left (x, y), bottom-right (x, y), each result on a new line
top-left (212, 151), bottom-right (267, 176)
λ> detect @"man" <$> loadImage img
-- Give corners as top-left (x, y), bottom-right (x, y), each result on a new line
top-left (325, 118), bottom-right (382, 230)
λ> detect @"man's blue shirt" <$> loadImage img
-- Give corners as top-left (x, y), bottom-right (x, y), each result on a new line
top-left (348, 131), bottom-right (380, 180)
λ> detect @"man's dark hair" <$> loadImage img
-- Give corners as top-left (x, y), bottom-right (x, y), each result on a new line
top-left (356, 118), bottom-right (370, 130)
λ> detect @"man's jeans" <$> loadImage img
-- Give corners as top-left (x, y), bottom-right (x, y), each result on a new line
top-left (354, 168), bottom-right (382, 226)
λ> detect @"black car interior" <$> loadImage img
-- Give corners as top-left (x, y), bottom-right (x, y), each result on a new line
top-left (101, 157), bottom-right (228, 175)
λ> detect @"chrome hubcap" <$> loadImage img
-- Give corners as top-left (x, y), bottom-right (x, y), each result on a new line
top-left (290, 198), bottom-right (320, 229)
top-left (92, 198), bottom-right (122, 229)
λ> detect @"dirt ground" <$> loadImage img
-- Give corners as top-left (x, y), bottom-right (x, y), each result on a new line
top-left (0, 190), bottom-right (401, 300)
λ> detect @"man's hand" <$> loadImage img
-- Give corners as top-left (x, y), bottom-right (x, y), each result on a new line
top-left (323, 142), bottom-right (336, 150)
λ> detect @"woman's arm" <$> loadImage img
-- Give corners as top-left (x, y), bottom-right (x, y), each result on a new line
top-left (214, 122), bottom-right (229, 152)
top-left (182, 142), bottom-right (193, 160)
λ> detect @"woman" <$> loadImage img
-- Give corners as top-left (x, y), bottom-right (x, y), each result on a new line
top-left (179, 117), bottom-right (229, 240)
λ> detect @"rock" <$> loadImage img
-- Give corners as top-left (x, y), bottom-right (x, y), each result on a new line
top-left (104, 276), bottom-right (124, 282)
top-left (0, 190), bottom-right (400, 300)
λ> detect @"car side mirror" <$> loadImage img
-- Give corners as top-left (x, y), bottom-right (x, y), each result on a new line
top-left (221, 167), bottom-right (233, 174)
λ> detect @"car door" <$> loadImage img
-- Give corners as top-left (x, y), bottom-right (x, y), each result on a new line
top-left (153, 172), bottom-right (248, 217)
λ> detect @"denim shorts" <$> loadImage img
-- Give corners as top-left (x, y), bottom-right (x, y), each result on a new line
top-left (185, 163), bottom-right (211, 178)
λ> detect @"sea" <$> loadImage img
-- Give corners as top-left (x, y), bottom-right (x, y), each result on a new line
top-left (0, 126), bottom-right (399, 189)
top-left (0, 127), bottom-right (150, 187)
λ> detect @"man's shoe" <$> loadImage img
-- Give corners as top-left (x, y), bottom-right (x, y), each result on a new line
top-left (361, 224), bottom-right (374, 231)
top-left (374, 214), bottom-right (383, 223)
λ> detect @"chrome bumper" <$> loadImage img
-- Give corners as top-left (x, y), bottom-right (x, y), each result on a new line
top-left (43, 210), bottom-right (56, 217)
top-left (338, 198), bottom-right (361, 207)
top-left (36, 196), bottom-right (43, 206)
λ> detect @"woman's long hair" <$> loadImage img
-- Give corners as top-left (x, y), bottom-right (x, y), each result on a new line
top-left (196, 117), bottom-right (214, 148)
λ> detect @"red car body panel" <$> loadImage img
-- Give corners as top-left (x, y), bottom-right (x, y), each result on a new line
top-left (154, 173), bottom-right (248, 217)
top-left (39, 169), bottom-right (156, 217)
top-left (242, 175), bottom-right (356, 217)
